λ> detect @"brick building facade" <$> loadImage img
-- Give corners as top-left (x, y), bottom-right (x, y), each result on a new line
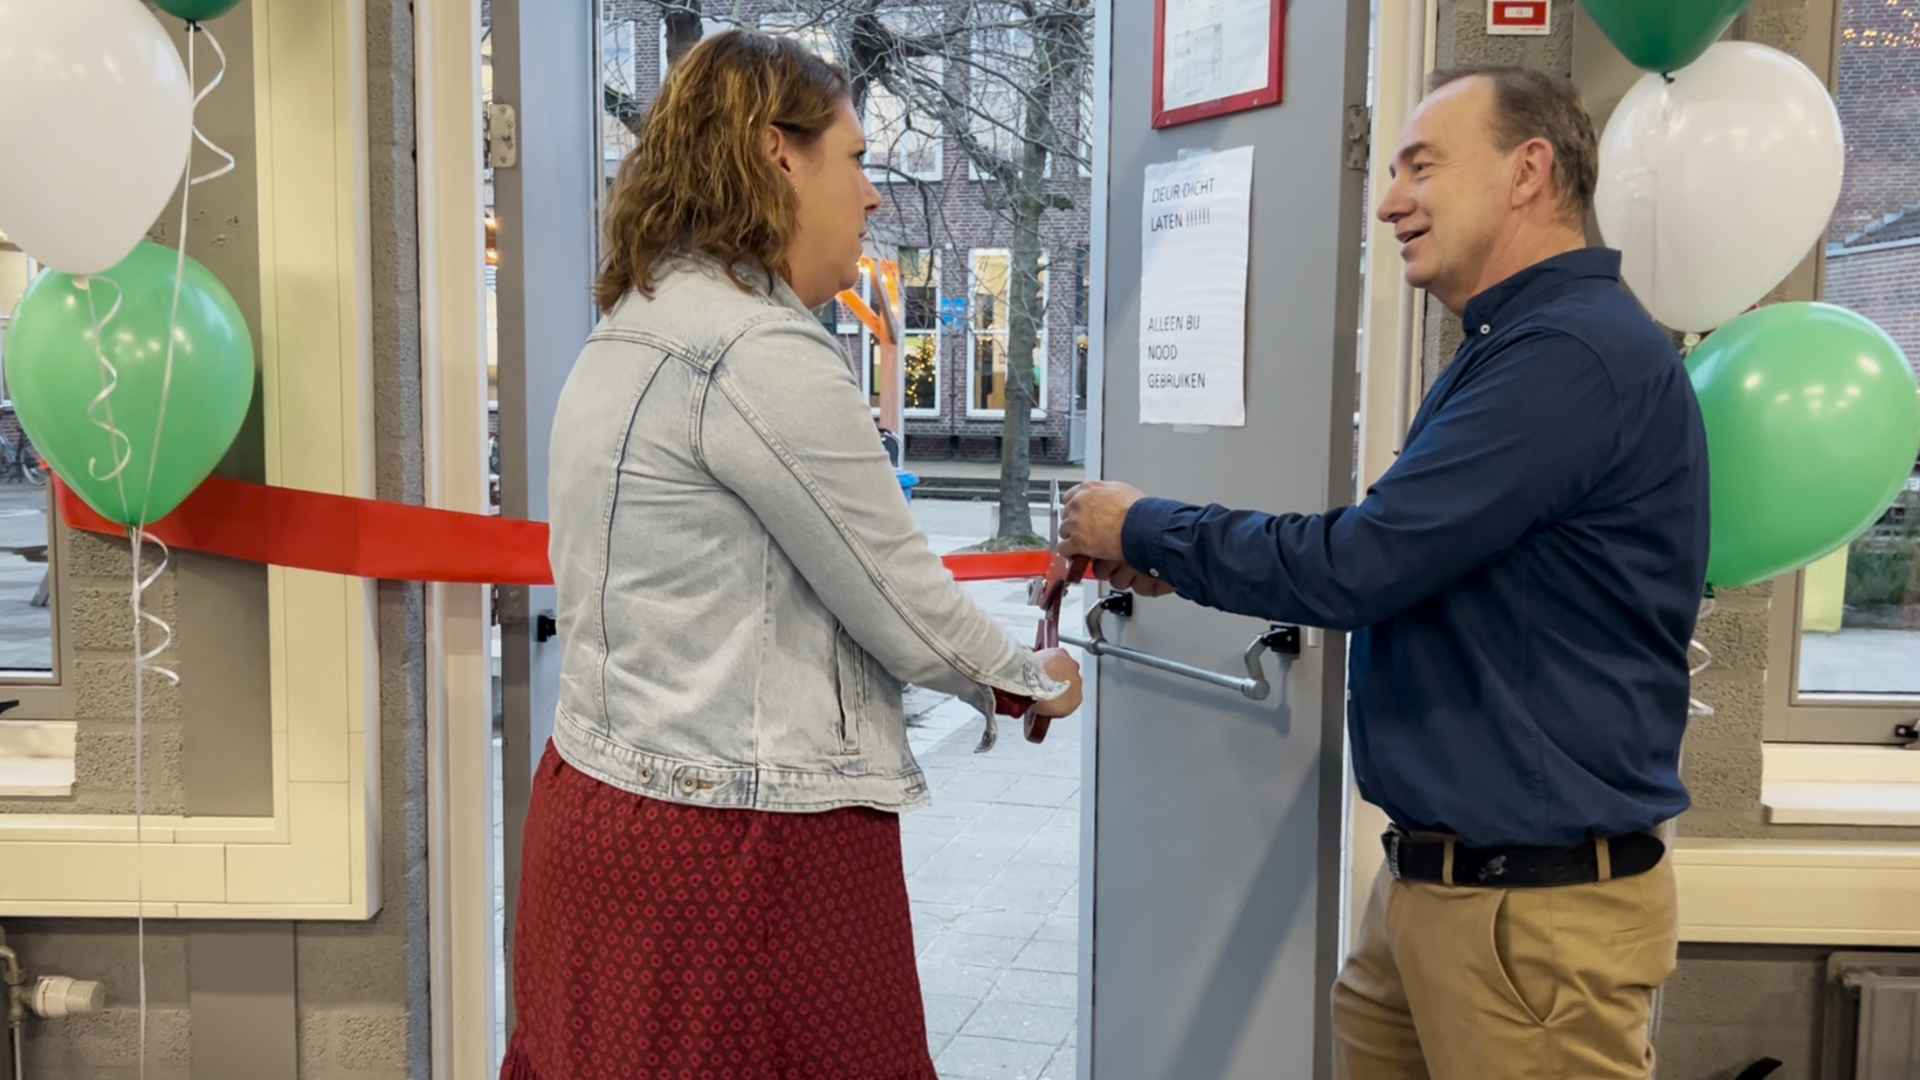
top-left (599, 1), bottom-right (1093, 463)
top-left (1826, 0), bottom-right (1920, 379)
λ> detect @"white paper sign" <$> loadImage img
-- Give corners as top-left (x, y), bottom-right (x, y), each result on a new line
top-left (1161, 0), bottom-right (1273, 112)
top-left (1139, 145), bottom-right (1253, 427)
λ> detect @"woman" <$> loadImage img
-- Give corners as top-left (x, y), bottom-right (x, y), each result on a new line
top-left (502, 28), bottom-right (1084, 1080)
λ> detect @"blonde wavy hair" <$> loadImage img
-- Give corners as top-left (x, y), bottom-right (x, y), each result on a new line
top-left (595, 29), bottom-right (851, 313)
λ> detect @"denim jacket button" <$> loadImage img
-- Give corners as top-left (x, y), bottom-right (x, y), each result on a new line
top-left (638, 767), bottom-right (652, 784)
top-left (679, 776), bottom-right (698, 792)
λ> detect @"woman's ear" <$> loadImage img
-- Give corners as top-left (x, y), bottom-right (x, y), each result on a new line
top-left (764, 125), bottom-right (795, 176)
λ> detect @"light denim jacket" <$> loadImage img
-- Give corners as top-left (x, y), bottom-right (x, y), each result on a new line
top-left (546, 257), bottom-right (1066, 814)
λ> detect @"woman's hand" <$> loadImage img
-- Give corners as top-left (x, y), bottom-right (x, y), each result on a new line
top-left (1031, 647), bottom-right (1085, 718)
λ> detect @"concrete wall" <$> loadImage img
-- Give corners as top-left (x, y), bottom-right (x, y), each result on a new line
top-left (4, 2), bottom-right (431, 1076)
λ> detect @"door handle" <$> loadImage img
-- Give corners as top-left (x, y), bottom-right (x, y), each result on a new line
top-left (1060, 592), bottom-right (1299, 701)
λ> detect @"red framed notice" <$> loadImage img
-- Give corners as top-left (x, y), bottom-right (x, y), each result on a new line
top-left (1151, 0), bottom-right (1286, 130)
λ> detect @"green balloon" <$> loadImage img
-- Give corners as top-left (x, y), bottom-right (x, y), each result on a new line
top-left (1688, 303), bottom-right (1920, 589)
top-left (1579, 0), bottom-right (1754, 73)
top-left (5, 241), bottom-right (254, 527)
top-left (151, 0), bottom-right (246, 22)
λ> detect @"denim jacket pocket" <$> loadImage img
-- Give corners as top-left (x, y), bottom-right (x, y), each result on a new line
top-left (834, 624), bottom-right (865, 754)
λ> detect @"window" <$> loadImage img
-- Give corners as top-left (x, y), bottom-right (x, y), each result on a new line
top-left (865, 65), bottom-right (945, 183)
top-left (1769, 6), bottom-right (1920, 743)
top-left (601, 19), bottom-right (640, 178)
top-left (967, 249), bottom-right (1048, 417)
top-left (0, 240), bottom-right (54, 680)
top-left (859, 250), bottom-right (942, 416)
top-left (968, 6), bottom-right (1034, 181)
top-left (759, 12), bottom-right (837, 63)
top-left (1073, 244), bottom-right (1090, 414)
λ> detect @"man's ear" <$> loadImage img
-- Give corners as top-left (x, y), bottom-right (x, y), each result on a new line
top-left (1511, 137), bottom-right (1556, 210)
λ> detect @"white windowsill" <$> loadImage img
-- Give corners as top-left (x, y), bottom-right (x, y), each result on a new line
top-left (1761, 743), bottom-right (1920, 826)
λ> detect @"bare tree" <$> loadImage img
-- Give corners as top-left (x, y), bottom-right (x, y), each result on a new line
top-left (600, 1), bottom-right (1094, 547)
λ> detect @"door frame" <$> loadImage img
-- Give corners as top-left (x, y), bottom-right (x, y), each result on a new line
top-left (1344, 0), bottom-right (1436, 960)
top-left (416, 0), bottom-right (500, 1074)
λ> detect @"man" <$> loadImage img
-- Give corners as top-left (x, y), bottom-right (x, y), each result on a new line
top-left (1059, 68), bottom-right (1709, 1079)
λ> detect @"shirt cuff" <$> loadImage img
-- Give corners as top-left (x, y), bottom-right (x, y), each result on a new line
top-left (1122, 497), bottom-right (1185, 581)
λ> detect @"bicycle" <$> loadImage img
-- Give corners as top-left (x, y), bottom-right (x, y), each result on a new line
top-left (0, 421), bottom-right (48, 486)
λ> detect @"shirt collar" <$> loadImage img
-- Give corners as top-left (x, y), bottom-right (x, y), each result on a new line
top-left (1459, 248), bottom-right (1622, 335)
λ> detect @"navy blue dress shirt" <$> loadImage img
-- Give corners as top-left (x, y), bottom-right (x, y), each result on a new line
top-left (1121, 249), bottom-right (1710, 848)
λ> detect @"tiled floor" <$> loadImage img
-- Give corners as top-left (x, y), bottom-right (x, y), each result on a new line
top-left (490, 499), bottom-right (1087, 1078)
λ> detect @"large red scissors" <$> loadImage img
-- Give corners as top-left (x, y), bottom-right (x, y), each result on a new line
top-left (1022, 481), bottom-right (1088, 744)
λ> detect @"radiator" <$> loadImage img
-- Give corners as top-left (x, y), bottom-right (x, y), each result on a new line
top-left (1825, 954), bottom-right (1920, 1080)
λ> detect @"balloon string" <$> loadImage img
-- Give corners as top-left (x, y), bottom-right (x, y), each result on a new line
top-left (78, 278), bottom-right (134, 520)
top-left (127, 528), bottom-right (175, 1080)
top-left (1689, 596), bottom-right (1715, 718)
top-left (187, 24), bottom-right (237, 187)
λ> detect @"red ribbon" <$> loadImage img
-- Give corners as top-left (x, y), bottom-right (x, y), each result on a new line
top-left (52, 476), bottom-right (1069, 586)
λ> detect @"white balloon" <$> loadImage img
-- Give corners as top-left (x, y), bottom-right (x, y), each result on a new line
top-left (0, 0), bottom-right (192, 275)
top-left (1595, 41), bottom-right (1844, 333)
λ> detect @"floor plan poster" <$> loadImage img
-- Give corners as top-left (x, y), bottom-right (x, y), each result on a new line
top-left (1139, 146), bottom-right (1254, 427)
top-left (1159, 0), bottom-right (1274, 115)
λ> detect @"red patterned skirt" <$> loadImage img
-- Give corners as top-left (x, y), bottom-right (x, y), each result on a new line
top-left (500, 743), bottom-right (939, 1080)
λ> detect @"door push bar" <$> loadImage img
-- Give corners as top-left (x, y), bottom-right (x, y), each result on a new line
top-left (1059, 592), bottom-right (1301, 701)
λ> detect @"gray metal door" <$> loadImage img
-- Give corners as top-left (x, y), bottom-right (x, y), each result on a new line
top-left (488, 0), bottom-right (599, 1037)
top-left (1087, 1), bottom-right (1370, 1076)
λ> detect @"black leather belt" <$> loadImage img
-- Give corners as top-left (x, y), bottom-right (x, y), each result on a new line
top-left (1382, 826), bottom-right (1665, 888)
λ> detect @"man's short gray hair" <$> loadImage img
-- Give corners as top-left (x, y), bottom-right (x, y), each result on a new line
top-left (1429, 66), bottom-right (1598, 224)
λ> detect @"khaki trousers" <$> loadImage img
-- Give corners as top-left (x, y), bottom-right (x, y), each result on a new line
top-left (1332, 854), bottom-right (1678, 1080)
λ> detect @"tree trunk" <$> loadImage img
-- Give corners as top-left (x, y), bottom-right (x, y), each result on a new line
top-left (997, 215), bottom-right (1045, 543)
top-left (663, 4), bottom-right (706, 68)
top-left (994, 24), bottom-right (1064, 545)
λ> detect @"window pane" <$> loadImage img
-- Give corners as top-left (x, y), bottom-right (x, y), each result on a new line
top-left (974, 335), bottom-right (1006, 411)
top-left (971, 334), bottom-right (1045, 413)
top-left (1798, 488), bottom-right (1920, 694)
top-left (0, 242), bottom-right (52, 675)
top-left (905, 334), bottom-right (939, 412)
top-left (1799, 4), bottom-right (1920, 699)
top-left (761, 12), bottom-right (836, 62)
top-left (1074, 331), bottom-right (1089, 413)
top-left (973, 252), bottom-right (1009, 331)
top-left (970, 6), bottom-right (1032, 165)
top-left (865, 65), bottom-right (943, 181)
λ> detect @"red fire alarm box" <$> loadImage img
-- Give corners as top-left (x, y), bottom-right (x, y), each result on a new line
top-left (1487, 1), bottom-right (1550, 35)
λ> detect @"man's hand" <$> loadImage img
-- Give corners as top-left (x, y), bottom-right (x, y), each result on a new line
top-left (1093, 560), bottom-right (1176, 598)
top-left (1059, 480), bottom-right (1147, 563)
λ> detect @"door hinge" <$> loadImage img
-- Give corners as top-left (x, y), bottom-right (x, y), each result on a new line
top-left (1345, 104), bottom-right (1371, 172)
top-left (486, 103), bottom-right (519, 169)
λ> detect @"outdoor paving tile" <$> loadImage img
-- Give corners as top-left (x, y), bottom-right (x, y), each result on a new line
top-left (905, 872), bottom-right (991, 907)
top-left (1009, 827), bottom-right (1080, 867)
top-left (987, 969), bottom-right (1080, 1007)
top-left (960, 999), bottom-right (1076, 1046)
top-left (935, 1035), bottom-right (1056, 1080)
top-left (921, 991), bottom-right (982, 1037)
top-left (1011, 939), bottom-right (1078, 975)
top-left (946, 907), bottom-right (1049, 941)
top-left (918, 931), bottom-right (1028, 970)
top-left (1039, 1045), bottom-right (1079, 1080)
top-left (1033, 915), bottom-right (1079, 944)
top-left (996, 776), bottom-right (1080, 808)
top-left (916, 957), bottom-right (1002, 1003)
top-left (971, 865), bottom-right (1077, 913)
